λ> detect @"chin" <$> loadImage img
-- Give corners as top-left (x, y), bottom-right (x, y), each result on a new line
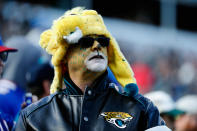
top-left (85, 59), bottom-right (108, 72)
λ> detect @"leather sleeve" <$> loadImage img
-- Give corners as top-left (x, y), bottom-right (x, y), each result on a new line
top-left (135, 94), bottom-right (166, 129)
top-left (145, 99), bottom-right (166, 129)
top-left (14, 112), bottom-right (27, 131)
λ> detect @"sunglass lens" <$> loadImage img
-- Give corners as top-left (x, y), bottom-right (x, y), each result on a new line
top-left (0, 52), bottom-right (8, 62)
top-left (97, 37), bottom-right (110, 47)
top-left (79, 37), bottom-right (94, 48)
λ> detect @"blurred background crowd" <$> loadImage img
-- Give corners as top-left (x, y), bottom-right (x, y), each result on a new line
top-left (0, 0), bottom-right (197, 131)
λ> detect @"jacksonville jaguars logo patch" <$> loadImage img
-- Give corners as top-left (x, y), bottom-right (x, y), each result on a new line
top-left (100, 112), bottom-right (133, 128)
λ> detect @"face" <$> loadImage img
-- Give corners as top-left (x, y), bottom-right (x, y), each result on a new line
top-left (175, 114), bottom-right (197, 131)
top-left (161, 114), bottom-right (175, 130)
top-left (66, 35), bottom-right (109, 73)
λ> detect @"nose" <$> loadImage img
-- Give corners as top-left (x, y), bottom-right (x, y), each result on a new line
top-left (91, 41), bottom-right (101, 51)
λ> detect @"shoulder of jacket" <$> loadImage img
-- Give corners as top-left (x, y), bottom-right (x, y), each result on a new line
top-left (134, 94), bottom-right (153, 109)
top-left (108, 82), bottom-right (152, 111)
top-left (21, 92), bottom-right (61, 117)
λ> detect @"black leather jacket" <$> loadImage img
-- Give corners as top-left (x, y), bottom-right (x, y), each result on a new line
top-left (15, 73), bottom-right (166, 131)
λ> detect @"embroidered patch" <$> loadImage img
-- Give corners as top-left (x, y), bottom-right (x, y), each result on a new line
top-left (100, 112), bottom-right (133, 128)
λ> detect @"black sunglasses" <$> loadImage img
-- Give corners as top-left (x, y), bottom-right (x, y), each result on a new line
top-left (0, 52), bottom-right (8, 62)
top-left (77, 36), bottom-right (110, 48)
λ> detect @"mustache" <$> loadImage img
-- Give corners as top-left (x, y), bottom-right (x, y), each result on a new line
top-left (86, 51), bottom-right (107, 61)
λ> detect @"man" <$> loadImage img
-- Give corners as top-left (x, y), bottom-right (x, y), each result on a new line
top-left (0, 36), bottom-right (17, 76)
top-left (0, 36), bottom-right (24, 131)
top-left (175, 95), bottom-right (197, 131)
top-left (15, 7), bottom-right (170, 131)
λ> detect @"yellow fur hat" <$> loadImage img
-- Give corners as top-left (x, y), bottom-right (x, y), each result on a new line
top-left (39, 7), bottom-right (136, 94)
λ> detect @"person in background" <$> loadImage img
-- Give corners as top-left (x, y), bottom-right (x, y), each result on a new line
top-left (0, 36), bottom-right (17, 77)
top-left (0, 36), bottom-right (24, 131)
top-left (15, 7), bottom-right (170, 131)
top-left (175, 95), bottom-right (197, 131)
top-left (145, 91), bottom-right (184, 130)
top-left (20, 63), bottom-right (54, 109)
top-left (26, 63), bottom-right (54, 101)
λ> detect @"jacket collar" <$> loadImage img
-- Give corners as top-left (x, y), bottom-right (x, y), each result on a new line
top-left (63, 71), bottom-right (108, 95)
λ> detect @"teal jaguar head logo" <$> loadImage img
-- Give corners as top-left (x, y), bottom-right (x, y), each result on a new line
top-left (100, 112), bottom-right (133, 128)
